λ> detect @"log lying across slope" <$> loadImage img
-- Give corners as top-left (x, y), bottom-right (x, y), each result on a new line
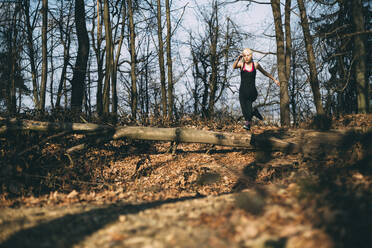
top-left (0, 118), bottom-right (298, 151)
top-left (1, 117), bottom-right (370, 154)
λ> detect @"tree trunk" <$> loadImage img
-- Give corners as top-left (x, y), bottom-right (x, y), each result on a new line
top-left (40, 0), bottom-right (48, 112)
top-left (156, 0), bottom-right (167, 120)
top-left (297, 0), bottom-right (325, 116)
top-left (290, 49), bottom-right (298, 125)
top-left (111, 2), bottom-right (127, 118)
top-left (23, 0), bottom-right (40, 109)
top-left (271, 0), bottom-right (291, 126)
top-left (284, 0), bottom-right (294, 124)
top-left (166, 0), bottom-right (174, 121)
top-left (351, 0), bottom-right (369, 113)
top-left (85, 64), bottom-right (92, 116)
top-left (71, 0), bottom-right (90, 113)
top-left (49, 32), bottom-right (55, 109)
top-left (7, 6), bottom-right (20, 115)
top-left (93, 0), bottom-right (104, 117)
top-left (207, 1), bottom-right (219, 118)
top-left (9, 50), bottom-right (16, 115)
top-left (128, 0), bottom-right (137, 120)
top-left (111, 1), bottom-right (126, 116)
top-left (103, 0), bottom-right (112, 115)
top-left (222, 18), bottom-right (231, 108)
top-left (55, 1), bottom-right (72, 109)
top-left (191, 49), bottom-right (200, 115)
top-left (284, 0), bottom-right (292, 83)
top-left (145, 37), bottom-right (150, 120)
top-left (56, 24), bottom-right (71, 108)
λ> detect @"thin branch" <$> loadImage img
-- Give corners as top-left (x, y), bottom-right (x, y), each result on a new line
top-left (251, 49), bottom-right (276, 55)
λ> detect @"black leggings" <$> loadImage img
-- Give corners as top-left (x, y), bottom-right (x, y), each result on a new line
top-left (239, 90), bottom-right (258, 122)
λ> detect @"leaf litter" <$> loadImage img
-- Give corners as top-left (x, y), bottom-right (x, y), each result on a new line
top-left (0, 114), bottom-right (371, 247)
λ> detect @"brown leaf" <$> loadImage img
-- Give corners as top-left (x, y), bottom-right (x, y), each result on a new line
top-left (67, 190), bottom-right (78, 199)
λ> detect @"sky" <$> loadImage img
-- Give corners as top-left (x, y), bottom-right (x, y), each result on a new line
top-left (17, 0), bottom-right (282, 117)
top-left (173, 0), bottom-right (279, 116)
top-left (179, 0), bottom-right (276, 54)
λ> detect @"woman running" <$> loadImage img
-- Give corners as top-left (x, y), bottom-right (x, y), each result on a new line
top-left (232, 48), bottom-right (280, 130)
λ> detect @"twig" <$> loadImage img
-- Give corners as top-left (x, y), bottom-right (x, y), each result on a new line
top-left (18, 131), bottom-right (71, 156)
top-left (65, 153), bottom-right (74, 167)
top-left (23, 173), bottom-right (117, 187)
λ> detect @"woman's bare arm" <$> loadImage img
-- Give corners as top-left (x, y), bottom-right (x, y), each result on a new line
top-left (256, 62), bottom-right (280, 86)
top-left (232, 55), bottom-right (243, 69)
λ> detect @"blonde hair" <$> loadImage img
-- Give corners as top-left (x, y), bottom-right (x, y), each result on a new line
top-left (242, 48), bottom-right (253, 55)
top-left (240, 48), bottom-right (253, 66)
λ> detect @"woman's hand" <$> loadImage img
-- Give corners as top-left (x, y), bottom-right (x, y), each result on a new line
top-left (233, 54), bottom-right (243, 69)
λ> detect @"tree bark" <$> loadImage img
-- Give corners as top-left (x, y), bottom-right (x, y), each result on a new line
top-left (111, 1), bottom-right (126, 116)
top-left (9, 48), bottom-right (16, 115)
top-left (8, 6), bottom-right (21, 115)
top-left (103, 0), bottom-right (112, 115)
top-left (156, 0), bottom-right (167, 119)
top-left (55, 18), bottom-right (71, 109)
top-left (3, 118), bottom-right (368, 155)
top-left (55, 1), bottom-right (73, 109)
top-left (207, 1), bottom-right (219, 118)
top-left (40, 0), bottom-right (48, 112)
top-left (71, 0), bottom-right (90, 113)
top-left (166, 0), bottom-right (174, 121)
top-left (271, 0), bottom-right (291, 126)
top-left (351, 0), bottom-right (369, 113)
top-left (128, 0), bottom-right (137, 120)
top-left (297, 0), bottom-right (325, 116)
top-left (284, 0), bottom-right (292, 82)
top-left (23, 0), bottom-right (40, 109)
top-left (0, 117), bottom-right (298, 152)
top-left (93, 0), bottom-right (104, 116)
top-left (49, 33), bottom-right (55, 109)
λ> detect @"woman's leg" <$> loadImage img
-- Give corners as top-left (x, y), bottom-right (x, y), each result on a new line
top-left (253, 107), bottom-right (263, 120)
top-left (239, 94), bottom-right (254, 129)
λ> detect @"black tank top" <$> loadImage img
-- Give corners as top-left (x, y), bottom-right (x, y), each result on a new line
top-left (240, 62), bottom-right (257, 100)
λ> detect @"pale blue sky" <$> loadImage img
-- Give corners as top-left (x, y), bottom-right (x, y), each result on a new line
top-left (173, 0), bottom-right (280, 116)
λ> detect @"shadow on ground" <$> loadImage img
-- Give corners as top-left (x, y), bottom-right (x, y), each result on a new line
top-left (0, 194), bottom-right (205, 248)
top-left (232, 129), bottom-right (372, 248)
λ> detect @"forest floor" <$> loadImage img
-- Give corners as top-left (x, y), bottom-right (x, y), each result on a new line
top-left (0, 114), bottom-right (371, 248)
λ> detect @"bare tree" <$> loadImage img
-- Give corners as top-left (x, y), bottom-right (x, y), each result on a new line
top-left (0, 2), bottom-right (24, 114)
top-left (166, 0), bottom-right (174, 121)
top-left (284, 0), bottom-right (292, 90)
top-left (111, 1), bottom-right (126, 116)
top-left (40, 0), bottom-right (48, 111)
top-left (297, 0), bottom-right (325, 116)
top-left (207, 0), bottom-right (219, 118)
top-left (91, 0), bottom-right (104, 116)
top-left (55, 0), bottom-right (73, 109)
top-left (128, 0), bottom-right (138, 120)
top-left (70, 0), bottom-right (90, 113)
top-left (351, 0), bottom-right (369, 113)
top-left (156, 0), bottom-right (167, 119)
top-left (22, 0), bottom-right (40, 109)
top-left (103, 0), bottom-right (112, 115)
top-left (271, 0), bottom-right (291, 125)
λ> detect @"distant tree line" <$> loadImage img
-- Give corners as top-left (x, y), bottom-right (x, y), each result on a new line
top-left (0, 0), bottom-right (370, 125)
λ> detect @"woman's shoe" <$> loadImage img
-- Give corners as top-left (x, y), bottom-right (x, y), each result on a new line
top-left (243, 121), bottom-right (251, 130)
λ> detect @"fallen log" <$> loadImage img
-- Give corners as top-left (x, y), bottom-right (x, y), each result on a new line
top-left (0, 117), bottom-right (109, 133)
top-left (3, 118), bottom-right (368, 155)
top-left (0, 118), bottom-right (253, 147)
top-left (0, 118), bottom-right (299, 152)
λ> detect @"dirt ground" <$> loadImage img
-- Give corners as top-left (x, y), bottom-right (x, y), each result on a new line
top-left (0, 114), bottom-right (371, 248)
